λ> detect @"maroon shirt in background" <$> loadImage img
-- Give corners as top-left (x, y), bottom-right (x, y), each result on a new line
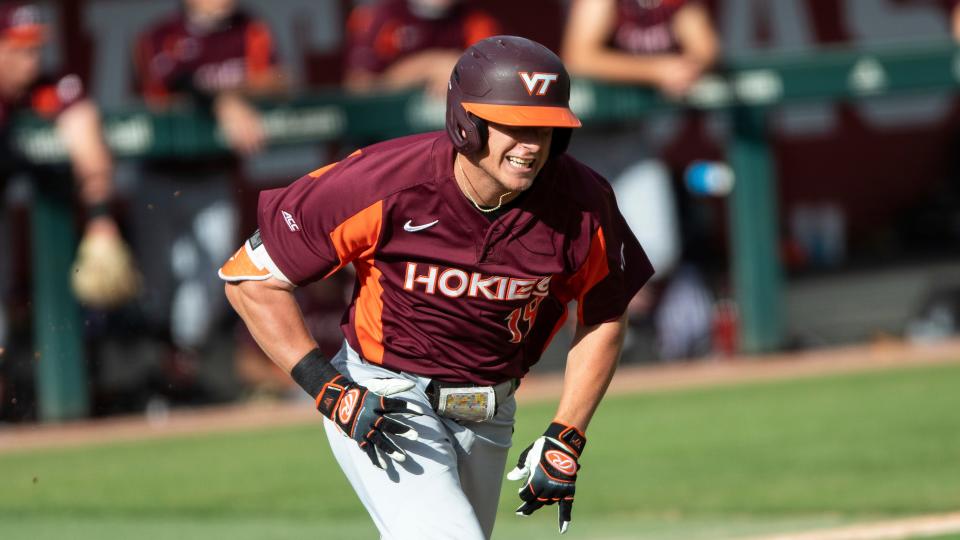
top-left (0, 72), bottom-right (86, 182)
top-left (134, 9), bottom-right (277, 105)
top-left (611, 0), bottom-right (688, 55)
top-left (0, 72), bottom-right (86, 129)
top-left (256, 132), bottom-right (652, 385)
top-left (345, 0), bottom-right (500, 75)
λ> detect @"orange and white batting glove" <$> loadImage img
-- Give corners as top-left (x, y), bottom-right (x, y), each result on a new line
top-left (507, 422), bottom-right (586, 534)
top-left (291, 349), bottom-right (424, 469)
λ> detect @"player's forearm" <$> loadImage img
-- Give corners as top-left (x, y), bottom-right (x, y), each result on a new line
top-left (565, 51), bottom-right (686, 86)
top-left (56, 99), bottom-right (114, 206)
top-left (673, 3), bottom-right (720, 69)
top-left (553, 314), bottom-right (627, 432)
top-left (380, 50), bottom-right (461, 89)
top-left (225, 279), bottom-right (318, 373)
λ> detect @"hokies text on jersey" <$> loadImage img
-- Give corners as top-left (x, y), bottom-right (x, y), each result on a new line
top-left (403, 262), bottom-right (551, 301)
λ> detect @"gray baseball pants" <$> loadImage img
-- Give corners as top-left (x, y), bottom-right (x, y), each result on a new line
top-left (324, 341), bottom-right (516, 540)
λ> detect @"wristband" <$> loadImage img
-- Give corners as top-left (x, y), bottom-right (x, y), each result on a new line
top-left (289, 348), bottom-right (342, 399)
top-left (545, 421), bottom-right (587, 457)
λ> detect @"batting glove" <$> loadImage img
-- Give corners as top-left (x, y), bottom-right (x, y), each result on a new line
top-left (316, 375), bottom-right (424, 469)
top-left (507, 422), bottom-right (586, 534)
top-left (291, 349), bottom-right (424, 469)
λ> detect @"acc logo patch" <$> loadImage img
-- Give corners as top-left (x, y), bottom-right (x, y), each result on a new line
top-left (545, 450), bottom-right (577, 476)
top-left (338, 388), bottom-right (361, 424)
top-left (282, 210), bottom-right (300, 232)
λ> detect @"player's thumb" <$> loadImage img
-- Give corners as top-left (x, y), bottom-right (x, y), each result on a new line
top-left (363, 377), bottom-right (415, 396)
top-left (506, 465), bottom-right (528, 481)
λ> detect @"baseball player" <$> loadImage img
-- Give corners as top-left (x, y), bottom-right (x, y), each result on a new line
top-left (131, 0), bottom-right (284, 384)
top-left (562, 0), bottom-right (721, 360)
top-left (0, 3), bottom-right (136, 309)
top-left (344, 0), bottom-right (500, 98)
top-left (221, 36), bottom-right (651, 539)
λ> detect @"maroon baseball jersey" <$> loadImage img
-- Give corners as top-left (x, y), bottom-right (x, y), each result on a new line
top-left (222, 131), bottom-right (652, 385)
top-left (610, 0), bottom-right (689, 55)
top-left (134, 9), bottom-right (276, 105)
top-left (345, 0), bottom-right (500, 75)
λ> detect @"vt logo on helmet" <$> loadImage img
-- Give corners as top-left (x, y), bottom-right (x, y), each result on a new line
top-left (446, 35), bottom-right (582, 156)
top-left (519, 72), bottom-right (559, 96)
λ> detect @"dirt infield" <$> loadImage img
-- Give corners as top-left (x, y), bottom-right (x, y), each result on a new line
top-left (743, 512), bottom-right (960, 540)
top-left (2, 337), bottom-right (959, 455)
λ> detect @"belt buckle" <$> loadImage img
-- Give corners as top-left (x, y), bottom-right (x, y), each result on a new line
top-left (436, 386), bottom-right (496, 422)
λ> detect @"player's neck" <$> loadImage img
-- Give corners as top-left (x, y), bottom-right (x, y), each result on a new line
top-left (454, 154), bottom-right (518, 212)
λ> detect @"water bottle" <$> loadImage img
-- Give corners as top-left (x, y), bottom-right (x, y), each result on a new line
top-left (684, 160), bottom-right (735, 197)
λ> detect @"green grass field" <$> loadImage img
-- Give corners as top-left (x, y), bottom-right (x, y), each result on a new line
top-left (1, 362), bottom-right (959, 539)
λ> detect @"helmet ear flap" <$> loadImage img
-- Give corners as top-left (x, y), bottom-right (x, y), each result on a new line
top-left (471, 114), bottom-right (488, 152)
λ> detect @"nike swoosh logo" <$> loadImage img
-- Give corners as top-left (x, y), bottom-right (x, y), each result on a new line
top-left (403, 219), bottom-right (439, 232)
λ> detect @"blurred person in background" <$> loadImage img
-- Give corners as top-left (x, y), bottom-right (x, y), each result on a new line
top-left (562, 0), bottom-right (720, 362)
top-left (952, 0), bottom-right (960, 41)
top-left (129, 0), bottom-right (286, 404)
top-left (343, 0), bottom-right (501, 99)
top-left (0, 2), bottom-right (136, 419)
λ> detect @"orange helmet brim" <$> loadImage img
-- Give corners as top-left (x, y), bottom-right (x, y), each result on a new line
top-left (462, 102), bottom-right (582, 128)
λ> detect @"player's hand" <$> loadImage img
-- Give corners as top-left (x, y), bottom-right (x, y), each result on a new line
top-left (507, 422), bottom-right (587, 534)
top-left (653, 56), bottom-right (704, 98)
top-left (317, 376), bottom-right (425, 469)
top-left (213, 92), bottom-right (266, 155)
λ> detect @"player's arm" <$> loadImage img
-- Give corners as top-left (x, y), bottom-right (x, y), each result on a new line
top-left (507, 314), bottom-right (626, 534)
top-left (672, 2), bottom-right (720, 71)
top-left (56, 98), bottom-right (141, 309)
top-left (212, 19), bottom-right (286, 157)
top-left (508, 174), bottom-right (649, 533)
top-left (561, 0), bottom-right (681, 84)
top-left (561, 0), bottom-right (714, 96)
top-left (220, 231), bottom-right (423, 469)
top-left (377, 49), bottom-right (464, 98)
top-left (224, 277), bottom-right (317, 372)
top-left (211, 19), bottom-right (289, 155)
top-left (554, 313), bottom-right (627, 432)
top-left (56, 98), bottom-right (114, 227)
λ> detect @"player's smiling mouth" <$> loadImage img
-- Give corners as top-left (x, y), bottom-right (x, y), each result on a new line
top-left (506, 156), bottom-right (535, 169)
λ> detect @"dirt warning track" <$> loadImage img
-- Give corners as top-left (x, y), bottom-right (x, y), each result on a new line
top-left (1, 338), bottom-right (959, 455)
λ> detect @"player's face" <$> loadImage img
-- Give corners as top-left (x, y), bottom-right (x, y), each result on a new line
top-left (476, 122), bottom-right (553, 194)
top-left (0, 41), bottom-right (42, 98)
top-left (184, 0), bottom-right (236, 23)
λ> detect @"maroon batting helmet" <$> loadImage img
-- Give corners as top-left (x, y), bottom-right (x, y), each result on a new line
top-left (446, 35), bottom-right (581, 156)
